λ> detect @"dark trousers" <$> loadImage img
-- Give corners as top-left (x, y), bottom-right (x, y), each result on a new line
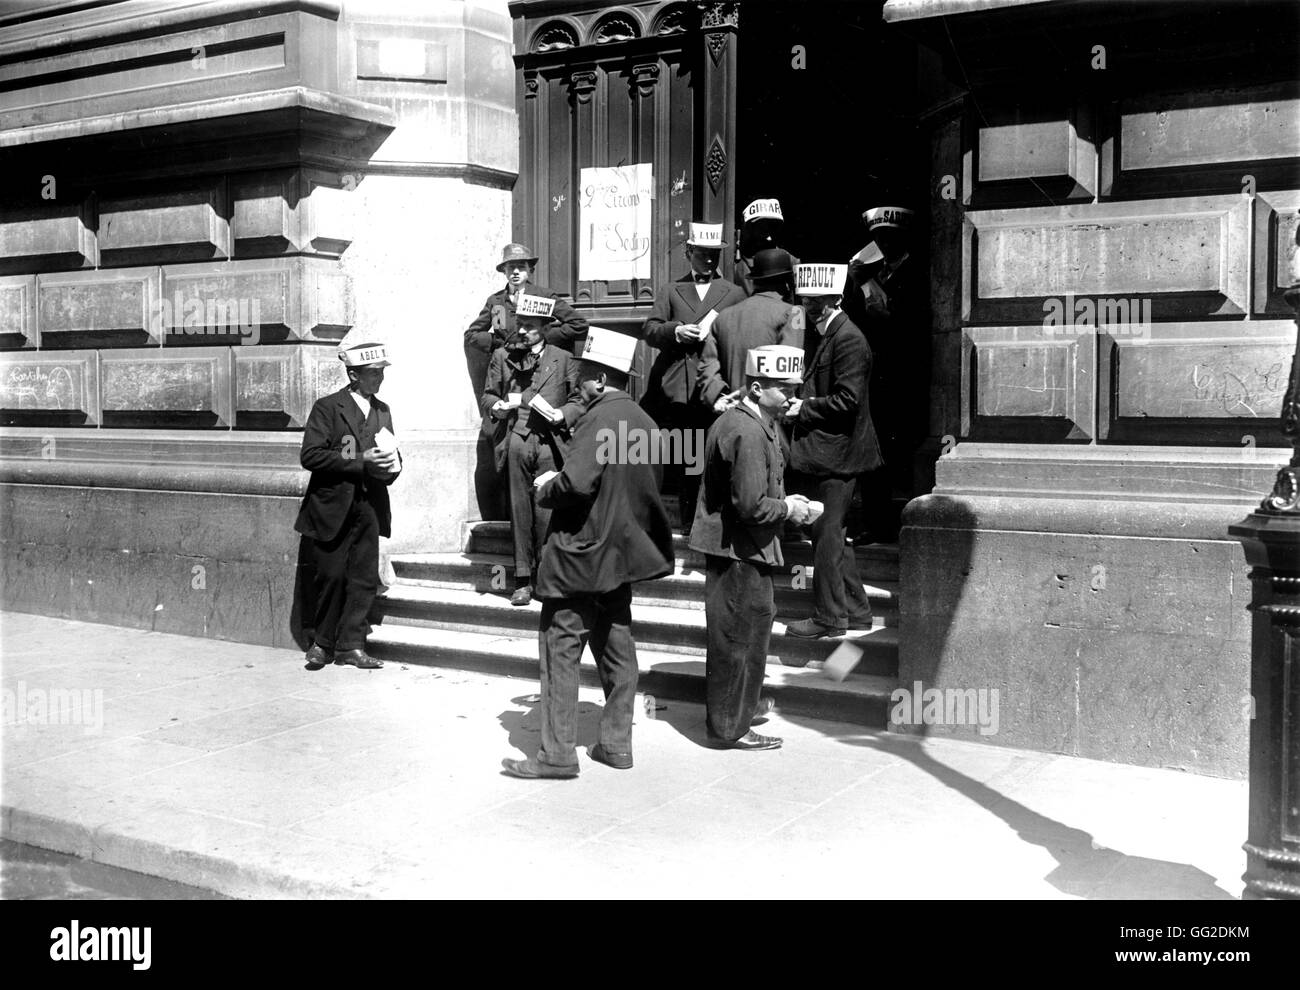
top-left (704, 555), bottom-right (775, 742)
top-left (646, 400), bottom-right (707, 529)
top-left (809, 475), bottom-right (874, 628)
top-left (507, 431), bottom-right (557, 580)
top-left (538, 585), bottom-right (639, 768)
top-left (474, 430), bottom-right (508, 521)
top-left (311, 497), bottom-right (379, 652)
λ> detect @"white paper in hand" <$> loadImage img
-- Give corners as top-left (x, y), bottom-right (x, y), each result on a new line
top-left (373, 427), bottom-right (402, 472)
top-left (805, 499), bottom-right (824, 525)
top-left (697, 309), bottom-right (719, 337)
top-left (528, 394), bottom-right (563, 422)
top-left (822, 641), bottom-right (863, 682)
top-left (533, 469), bottom-right (559, 489)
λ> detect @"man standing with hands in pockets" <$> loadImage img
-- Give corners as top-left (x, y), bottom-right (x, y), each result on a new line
top-left (690, 344), bottom-right (812, 750)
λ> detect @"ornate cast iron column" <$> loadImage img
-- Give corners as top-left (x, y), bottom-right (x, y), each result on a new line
top-left (696, 1), bottom-right (738, 278)
top-left (1229, 212), bottom-right (1300, 900)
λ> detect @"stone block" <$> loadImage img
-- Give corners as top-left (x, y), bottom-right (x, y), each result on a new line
top-left (1101, 320), bottom-right (1295, 443)
top-left (967, 101), bottom-right (1095, 207)
top-left (230, 170), bottom-right (356, 258)
top-left (0, 350), bottom-right (98, 426)
top-left (100, 346), bottom-right (231, 427)
top-left (0, 196), bottom-right (96, 273)
top-left (160, 257), bottom-right (352, 345)
top-left (1104, 82), bottom-right (1300, 197)
top-left (964, 195), bottom-right (1251, 324)
top-left (962, 326), bottom-right (1093, 440)
top-left (98, 181), bottom-right (229, 266)
top-left (899, 514), bottom-right (1250, 776)
top-left (0, 275), bottom-right (38, 348)
top-left (38, 266), bottom-right (161, 348)
top-left (1254, 190), bottom-right (1300, 316)
top-left (233, 343), bottom-right (348, 429)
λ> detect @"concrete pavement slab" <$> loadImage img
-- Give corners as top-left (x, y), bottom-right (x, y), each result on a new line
top-left (1, 612), bottom-right (1248, 899)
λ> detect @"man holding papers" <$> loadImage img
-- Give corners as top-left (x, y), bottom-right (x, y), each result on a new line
top-left (640, 222), bottom-right (746, 530)
top-left (481, 295), bottom-right (585, 606)
top-left (295, 341), bottom-right (402, 670)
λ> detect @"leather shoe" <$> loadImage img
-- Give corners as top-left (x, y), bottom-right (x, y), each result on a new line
top-left (709, 730), bottom-right (783, 751)
top-left (589, 744), bottom-right (633, 770)
top-left (334, 649), bottom-right (384, 669)
top-left (304, 644), bottom-right (332, 670)
top-left (510, 585), bottom-right (533, 606)
top-left (502, 757), bottom-right (578, 779)
top-left (784, 618), bottom-right (846, 639)
top-left (847, 612), bottom-right (875, 629)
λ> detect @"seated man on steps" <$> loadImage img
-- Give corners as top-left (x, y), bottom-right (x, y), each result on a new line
top-left (480, 294), bottom-right (584, 606)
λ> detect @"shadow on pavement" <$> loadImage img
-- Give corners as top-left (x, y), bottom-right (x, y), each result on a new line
top-left (831, 731), bottom-right (1234, 900)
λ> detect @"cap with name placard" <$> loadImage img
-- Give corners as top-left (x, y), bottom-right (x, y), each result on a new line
top-left (579, 326), bottom-right (639, 375)
top-left (795, 263), bottom-right (848, 297)
top-left (515, 293), bottom-right (556, 319)
top-left (339, 341), bottom-right (391, 368)
top-left (862, 206), bottom-right (914, 232)
top-left (745, 344), bottom-right (803, 384)
top-left (686, 222), bottom-right (726, 248)
top-left (742, 198), bottom-right (784, 223)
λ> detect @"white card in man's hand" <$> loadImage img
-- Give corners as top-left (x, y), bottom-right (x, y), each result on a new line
top-left (697, 309), bottom-right (719, 337)
top-left (528, 394), bottom-right (564, 422)
top-left (805, 499), bottom-right (824, 524)
top-left (533, 469), bottom-right (559, 489)
top-left (851, 242), bottom-right (884, 265)
top-left (374, 427), bottom-right (399, 453)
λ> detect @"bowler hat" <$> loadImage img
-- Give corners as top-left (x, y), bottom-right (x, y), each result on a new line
top-left (749, 248), bottom-right (794, 281)
top-left (496, 243), bottom-right (539, 272)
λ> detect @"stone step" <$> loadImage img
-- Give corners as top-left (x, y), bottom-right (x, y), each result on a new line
top-left (365, 623), bottom-right (897, 730)
top-left (462, 521), bottom-right (901, 583)
top-left (390, 552), bottom-right (900, 626)
top-left (373, 584), bottom-right (899, 677)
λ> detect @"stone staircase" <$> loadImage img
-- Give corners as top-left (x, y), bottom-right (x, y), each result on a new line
top-left (368, 500), bottom-right (901, 728)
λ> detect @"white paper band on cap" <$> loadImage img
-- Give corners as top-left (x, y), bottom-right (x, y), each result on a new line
top-left (340, 343), bottom-right (389, 367)
top-left (743, 199), bottom-right (783, 223)
top-left (687, 223), bottom-right (724, 247)
top-left (863, 206), bottom-right (914, 230)
top-left (581, 326), bottom-right (638, 374)
top-left (795, 264), bottom-right (848, 295)
top-left (745, 344), bottom-right (803, 381)
top-left (516, 294), bottom-right (556, 318)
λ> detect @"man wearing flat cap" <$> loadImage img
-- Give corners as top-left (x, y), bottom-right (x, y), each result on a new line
top-left (641, 221), bottom-right (746, 530)
top-left (295, 341), bottom-right (402, 671)
top-left (690, 344), bottom-right (812, 751)
top-left (464, 243), bottom-right (589, 521)
top-left (503, 327), bottom-right (674, 780)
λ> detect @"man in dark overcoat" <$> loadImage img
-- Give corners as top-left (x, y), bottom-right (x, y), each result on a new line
top-left (640, 221), bottom-right (746, 529)
top-left (690, 344), bottom-right (811, 751)
top-left (783, 264), bottom-right (882, 639)
top-left (295, 342), bottom-right (401, 670)
top-left (698, 248), bottom-right (803, 415)
top-left (502, 327), bottom-right (674, 779)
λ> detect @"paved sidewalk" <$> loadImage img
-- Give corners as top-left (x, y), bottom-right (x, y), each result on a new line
top-left (1, 612), bottom-right (1245, 899)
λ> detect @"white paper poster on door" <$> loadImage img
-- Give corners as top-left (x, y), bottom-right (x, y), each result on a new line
top-left (578, 164), bottom-right (653, 282)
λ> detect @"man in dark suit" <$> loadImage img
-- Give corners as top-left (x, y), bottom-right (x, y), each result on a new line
top-left (640, 222), bottom-right (747, 529)
top-left (464, 243), bottom-right (588, 521)
top-left (295, 342), bottom-right (401, 670)
top-left (690, 344), bottom-right (811, 751)
top-left (481, 295), bottom-right (585, 606)
top-left (782, 265), bottom-right (882, 640)
top-left (698, 248), bottom-right (803, 416)
top-left (503, 327), bottom-right (674, 779)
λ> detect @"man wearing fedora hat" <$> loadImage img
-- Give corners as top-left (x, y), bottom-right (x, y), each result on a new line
top-left (295, 341), bottom-right (402, 671)
top-left (464, 243), bottom-right (588, 521)
top-left (640, 221), bottom-right (747, 530)
top-left (698, 247), bottom-right (803, 417)
top-left (502, 327), bottom-right (674, 779)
